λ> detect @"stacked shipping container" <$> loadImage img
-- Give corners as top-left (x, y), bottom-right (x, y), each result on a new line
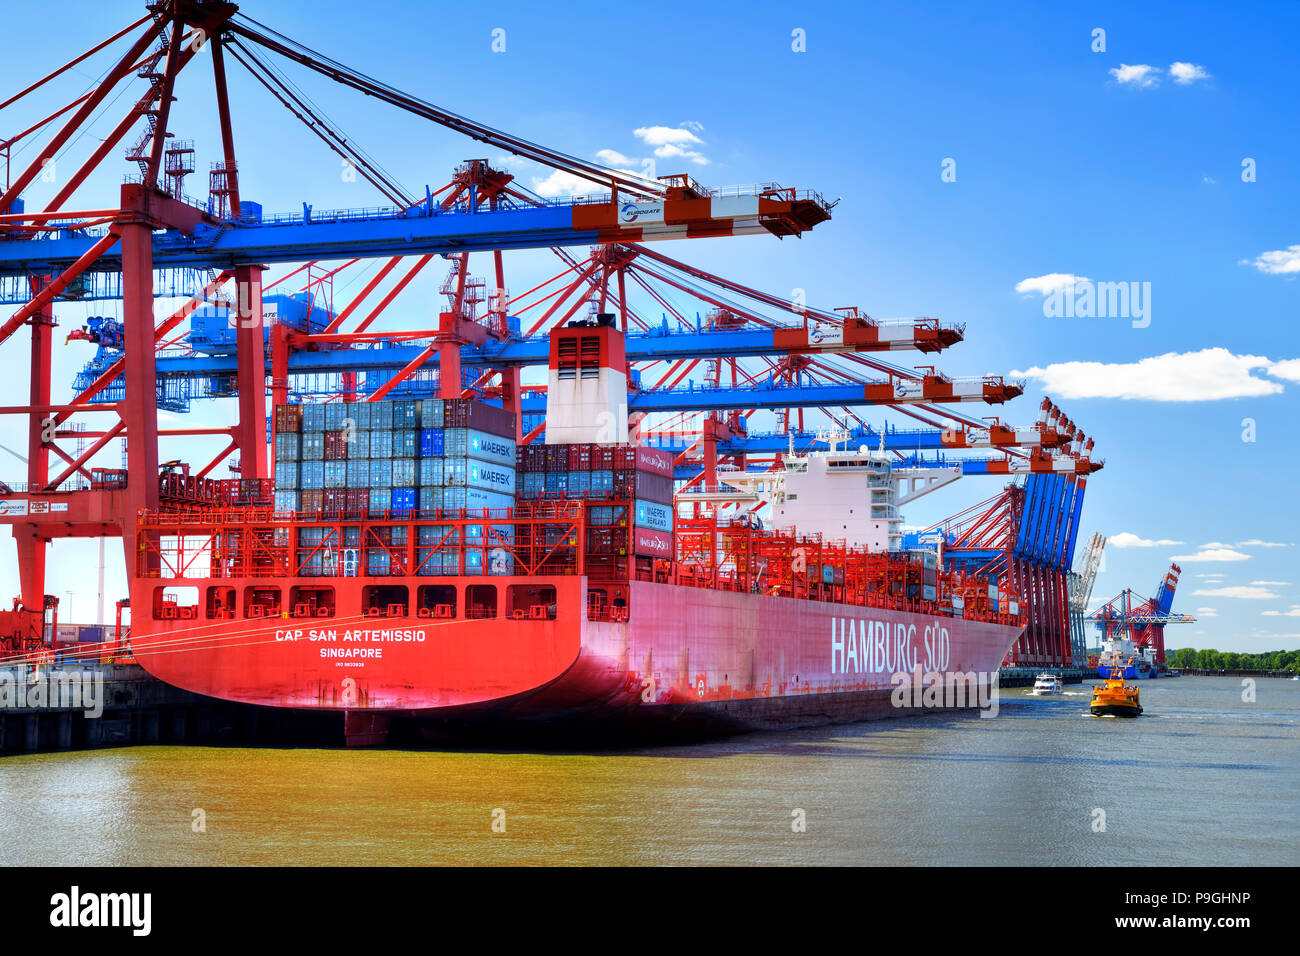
top-left (272, 398), bottom-right (519, 578)
top-left (273, 398), bottom-right (517, 520)
top-left (514, 442), bottom-right (676, 560)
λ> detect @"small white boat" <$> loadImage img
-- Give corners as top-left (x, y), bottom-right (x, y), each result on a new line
top-left (1031, 673), bottom-right (1064, 695)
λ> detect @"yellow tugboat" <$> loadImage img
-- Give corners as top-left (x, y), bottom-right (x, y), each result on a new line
top-left (1090, 668), bottom-right (1143, 717)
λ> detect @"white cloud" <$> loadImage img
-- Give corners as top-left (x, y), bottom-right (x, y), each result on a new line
top-left (1195, 573), bottom-right (1225, 579)
top-left (595, 148), bottom-right (638, 167)
top-left (1241, 245), bottom-right (1300, 276)
top-left (1250, 580), bottom-right (1292, 587)
top-left (1265, 360), bottom-right (1300, 383)
top-left (588, 124), bottom-right (712, 181)
top-left (1202, 175), bottom-right (1216, 184)
top-left (1015, 273), bottom-right (1090, 297)
top-left (634, 126), bottom-right (704, 147)
top-left (1012, 349), bottom-right (1288, 401)
top-left (1109, 532), bottom-right (1183, 548)
top-left (1192, 585), bottom-right (1279, 599)
top-left (651, 143), bottom-right (710, 165)
top-left (1174, 548), bottom-right (1253, 563)
top-left (632, 125), bottom-right (709, 166)
top-left (1169, 62), bottom-right (1210, 84)
top-left (1261, 605), bottom-right (1300, 617)
top-left (1196, 607), bottom-right (1218, 617)
top-left (531, 170), bottom-right (608, 198)
top-left (1110, 64), bottom-right (1160, 87)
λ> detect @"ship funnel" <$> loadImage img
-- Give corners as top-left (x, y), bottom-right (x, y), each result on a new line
top-left (545, 321), bottom-right (628, 444)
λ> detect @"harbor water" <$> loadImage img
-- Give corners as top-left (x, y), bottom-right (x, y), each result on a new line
top-left (0, 676), bottom-right (1295, 866)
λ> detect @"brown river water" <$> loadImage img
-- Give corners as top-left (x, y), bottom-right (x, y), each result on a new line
top-left (0, 676), bottom-right (1296, 865)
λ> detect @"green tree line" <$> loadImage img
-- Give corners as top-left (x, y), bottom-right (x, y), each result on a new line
top-left (1166, 647), bottom-right (1300, 672)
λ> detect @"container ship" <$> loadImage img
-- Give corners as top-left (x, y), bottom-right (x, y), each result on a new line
top-left (129, 322), bottom-right (1025, 745)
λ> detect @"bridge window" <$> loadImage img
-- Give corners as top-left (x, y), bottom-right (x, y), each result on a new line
top-left (466, 584), bottom-right (497, 620)
top-left (417, 585), bottom-right (457, 620)
top-left (154, 586), bottom-right (199, 621)
top-left (508, 585), bottom-right (557, 620)
top-left (363, 585), bottom-right (408, 617)
top-left (586, 586), bottom-right (628, 621)
top-left (244, 587), bottom-right (282, 618)
top-left (206, 586), bottom-right (236, 620)
top-left (291, 586), bottom-right (336, 618)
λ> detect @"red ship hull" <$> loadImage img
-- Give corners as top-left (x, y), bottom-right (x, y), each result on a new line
top-left (130, 575), bottom-right (1024, 743)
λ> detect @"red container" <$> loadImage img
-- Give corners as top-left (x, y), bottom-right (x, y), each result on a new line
top-left (584, 527), bottom-right (628, 556)
top-left (634, 445), bottom-right (674, 478)
top-left (614, 446), bottom-right (636, 468)
top-left (274, 404), bottom-right (303, 433)
top-left (323, 489), bottom-right (347, 512)
top-left (518, 444), bottom-right (546, 473)
top-left (593, 444), bottom-right (616, 469)
top-left (323, 431), bottom-right (349, 460)
top-left (633, 472), bottom-right (673, 505)
top-left (346, 489), bottom-right (368, 514)
top-left (444, 398), bottom-right (515, 437)
top-left (300, 490), bottom-right (324, 513)
top-left (633, 527), bottom-right (674, 558)
top-left (568, 443), bottom-right (592, 470)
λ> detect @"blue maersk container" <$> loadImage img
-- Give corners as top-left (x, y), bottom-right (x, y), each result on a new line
top-left (342, 400), bottom-right (373, 430)
top-left (443, 459), bottom-right (515, 495)
top-left (300, 461), bottom-right (325, 490)
top-left (418, 458), bottom-right (443, 486)
top-left (370, 429), bottom-right (394, 459)
top-left (393, 429), bottom-right (418, 457)
top-left (299, 431), bottom-right (325, 460)
top-left (347, 430), bottom-right (371, 459)
top-left (443, 427), bottom-right (516, 466)
top-left (420, 398), bottom-right (444, 429)
top-left (370, 400), bottom-right (394, 430)
top-left (369, 458), bottom-right (393, 488)
top-left (391, 459), bottom-right (417, 487)
top-left (302, 403), bottom-right (326, 432)
top-left (274, 461), bottom-right (299, 490)
top-left (419, 428), bottom-right (444, 457)
top-left (390, 488), bottom-right (417, 514)
top-left (274, 433), bottom-right (300, 462)
top-left (323, 461), bottom-right (347, 489)
top-left (634, 499), bottom-right (673, 533)
top-left (392, 400), bottom-right (420, 428)
top-left (347, 460), bottom-right (370, 489)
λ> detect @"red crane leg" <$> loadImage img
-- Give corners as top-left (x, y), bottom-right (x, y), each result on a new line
top-left (14, 526), bottom-right (46, 615)
top-left (14, 282), bottom-right (54, 614)
top-left (119, 219), bottom-right (159, 569)
top-left (211, 36), bottom-right (241, 219)
top-left (437, 339), bottom-right (462, 400)
top-left (234, 265), bottom-right (268, 480)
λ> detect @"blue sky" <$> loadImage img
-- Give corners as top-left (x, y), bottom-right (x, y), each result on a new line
top-left (1, 1), bottom-right (1298, 650)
